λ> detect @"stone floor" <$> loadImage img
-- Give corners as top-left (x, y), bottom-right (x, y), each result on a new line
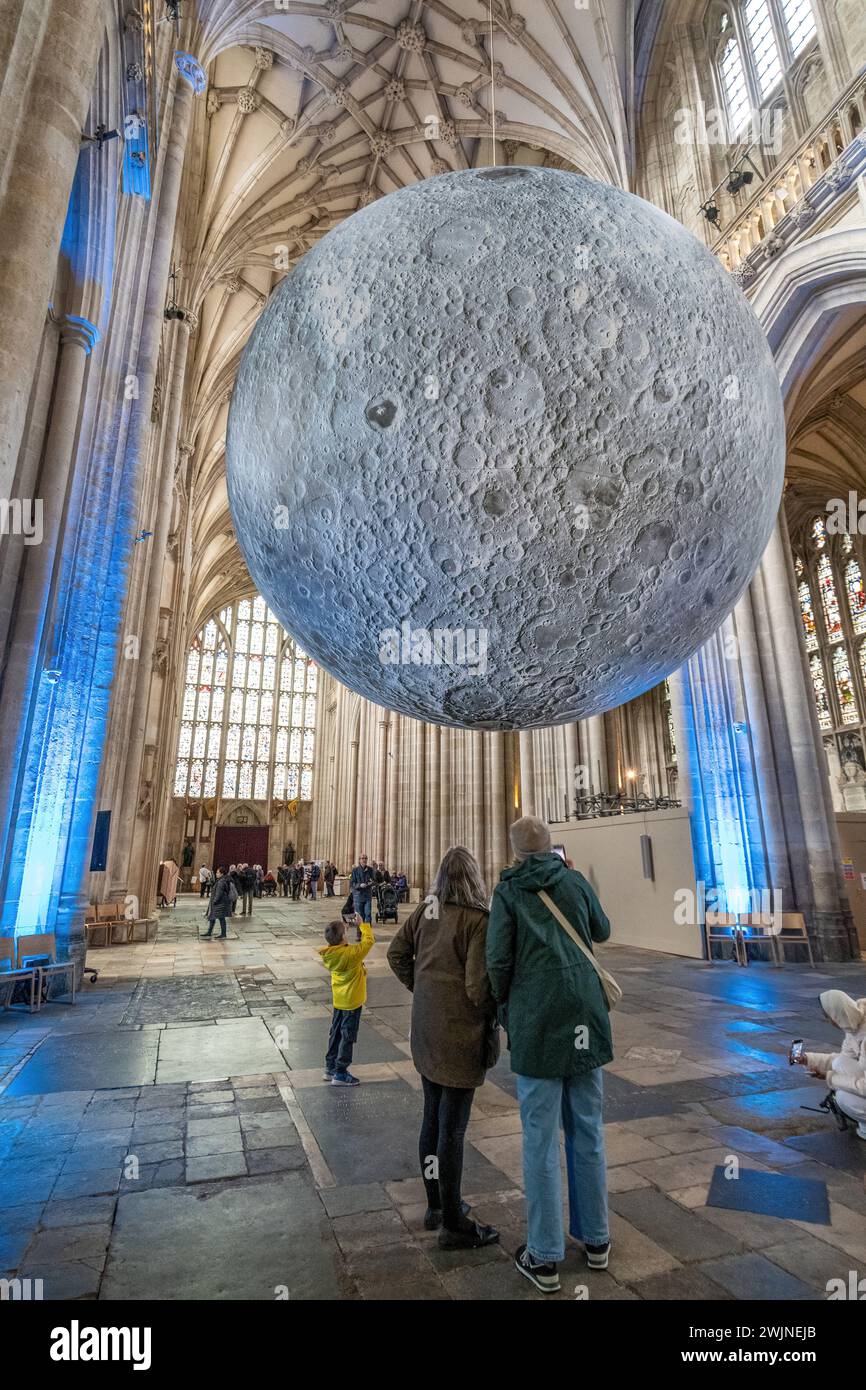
top-left (1, 896), bottom-right (865, 1300)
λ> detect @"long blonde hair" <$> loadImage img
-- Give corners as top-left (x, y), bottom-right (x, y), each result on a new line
top-left (429, 846), bottom-right (488, 913)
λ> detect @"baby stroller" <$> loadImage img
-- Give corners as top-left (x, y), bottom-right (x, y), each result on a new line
top-left (376, 883), bottom-right (399, 924)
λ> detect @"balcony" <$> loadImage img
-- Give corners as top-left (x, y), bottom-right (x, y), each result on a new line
top-left (712, 68), bottom-right (866, 286)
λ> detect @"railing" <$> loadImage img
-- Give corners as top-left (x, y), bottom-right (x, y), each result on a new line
top-left (713, 67), bottom-right (866, 276)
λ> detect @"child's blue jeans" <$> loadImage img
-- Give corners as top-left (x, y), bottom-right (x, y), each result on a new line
top-left (326, 1005), bottom-right (362, 1075)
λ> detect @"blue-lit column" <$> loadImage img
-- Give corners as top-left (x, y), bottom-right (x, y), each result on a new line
top-left (0, 315), bottom-right (101, 952)
top-left (671, 514), bottom-right (856, 960)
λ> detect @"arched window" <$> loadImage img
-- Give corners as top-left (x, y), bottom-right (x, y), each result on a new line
top-left (721, 34), bottom-right (751, 132)
top-left (810, 652), bottom-right (832, 730)
top-left (816, 550), bottom-right (842, 641)
top-left (174, 594), bottom-right (317, 802)
top-left (714, 2), bottom-right (817, 136)
top-left (846, 557), bottom-right (866, 635)
top-left (797, 577), bottom-right (818, 650)
top-left (744, 0), bottom-right (783, 99)
top-left (833, 646), bottom-right (860, 725)
top-left (780, 0), bottom-right (817, 55)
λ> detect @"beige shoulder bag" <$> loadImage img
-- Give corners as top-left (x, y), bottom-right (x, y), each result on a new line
top-left (537, 889), bottom-right (622, 1010)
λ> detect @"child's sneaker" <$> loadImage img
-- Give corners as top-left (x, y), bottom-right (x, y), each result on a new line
top-left (323, 1069), bottom-right (334, 1082)
top-left (514, 1244), bottom-right (560, 1293)
top-left (331, 1072), bottom-right (360, 1086)
top-left (585, 1240), bottom-right (611, 1270)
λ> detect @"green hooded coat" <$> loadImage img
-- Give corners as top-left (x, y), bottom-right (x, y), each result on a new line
top-left (486, 852), bottom-right (613, 1078)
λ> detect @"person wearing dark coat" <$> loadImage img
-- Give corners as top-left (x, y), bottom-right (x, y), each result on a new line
top-left (277, 864), bottom-right (290, 897)
top-left (291, 862), bottom-right (304, 901)
top-left (387, 845), bottom-right (500, 1253)
top-left (487, 815), bottom-right (613, 1295)
top-left (239, 863), bottom-right (256, 916)
top-left (204, 868), bottom-right (237, 939)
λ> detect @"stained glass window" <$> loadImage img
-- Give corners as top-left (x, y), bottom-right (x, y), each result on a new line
top-left (744, 0), bottom-right (783, 98)
top-left (817, 552), bottom-right (842, 642)
top-left (833, 646), bottom-right (859, 725)
top-left (811, 516), bottom-right (826, 549)
top-left (720, 35), bottom-right (750, 132)
top-left (781, 0), bottom-right (816, 55)
top-left (798, 580), bottom-right (818, 651)
top-left (810, 653), bottom-right (832, 730)
top-left (845, 558), bottom-right (866, 635)
top-left (174, 595), bottom-right (317, 802)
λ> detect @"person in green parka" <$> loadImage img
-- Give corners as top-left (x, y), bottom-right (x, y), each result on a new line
top-left (487, 815), bottom-right (613, 1294)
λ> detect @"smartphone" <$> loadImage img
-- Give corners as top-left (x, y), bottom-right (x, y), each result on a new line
top-left (789, 1038), bottom-right (804, 1066)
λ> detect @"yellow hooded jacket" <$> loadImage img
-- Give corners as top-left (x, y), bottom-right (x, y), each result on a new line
top-left (318, 921), bottom-right (375, 1010)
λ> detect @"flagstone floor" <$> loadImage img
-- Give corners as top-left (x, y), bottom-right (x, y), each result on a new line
top-left (1, 896), bottom-right (865, 1301)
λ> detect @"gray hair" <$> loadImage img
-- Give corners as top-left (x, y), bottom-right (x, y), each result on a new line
top-left (429, 846), bottom-right (488, 913)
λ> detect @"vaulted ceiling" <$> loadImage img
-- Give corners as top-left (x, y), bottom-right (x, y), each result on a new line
top-left (177, 0), bottom-right (634, 628)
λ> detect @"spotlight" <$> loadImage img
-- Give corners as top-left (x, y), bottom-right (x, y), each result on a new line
top-left (726, 167), bottom-right (755, 196)
top-left (163, 266), bottom-right (193, 325)
top-left (81, 123), bottom-right (119, 150)
top-left (700, 201), bottom-right (720, 226)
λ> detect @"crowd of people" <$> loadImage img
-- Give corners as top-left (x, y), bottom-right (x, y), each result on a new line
top-left (195, 856), bottom-right (410, 935)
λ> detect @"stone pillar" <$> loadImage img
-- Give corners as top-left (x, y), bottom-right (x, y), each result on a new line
top-left (518, 730), bottom-right (535, 815)
top-left (374, 715), bottom-right (389, 860)
top-left (0, 0), bottom-right (104, 499)
top-left (409, 720), bottom-right (426, 889)
top-left (670, 515), bottom-right (856, 960)
top-left (425, 724), bottom-right (441, 881)
top-left (109, 321), bottom-right (193, 901)
top-left (385, 715), bottom-right (400, 868)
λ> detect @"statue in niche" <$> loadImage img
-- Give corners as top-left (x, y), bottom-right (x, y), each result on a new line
top-left (137, 781), bottom-right (153, 819)
top-left (839, 761), bottom-right (866, 812)
top-left (824, 738), bottom-right (844, 813)
top-left (284, 842), bottom-right (295, 865)
top-left (182, 838), bottom-right (195, 868)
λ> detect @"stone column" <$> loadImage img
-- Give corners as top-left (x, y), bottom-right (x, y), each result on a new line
top-left (518, 730), bottom-right (535, 815)
top-left (670, 515), bottom-right (856, 960)
top-left (425, 724), bottom-right (441, 881)
top-left (385, 715), bottom-right (400, 868)
top-left (109, 321), bottom-right (194, 901)
top-left (0, 315), bottom-right (97, 937)
top-left (374, 715), bottom-right (389, 860)
top-left (0, 0), bottom-right (104, 500)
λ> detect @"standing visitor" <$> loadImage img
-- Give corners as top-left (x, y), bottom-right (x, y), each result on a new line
top-left (350, 854), bottom-right (376, 923)
top-left (324, 860), bottom-right (337, 897)
top-left (254, 864), bottom-right (264, 898)
top-left (318, 912), bottom-right (375, 1086)
top-left (310, 860), bottom-right (321, 900)
top-left (487, 815), bottom-right (613, 1294)
top-left (199, 864), bottom-right (213, 898)
top-left (387, 846), bottom-right (500, 1251)
top-left (203, 867), bottom-right (237, 940)
top-left (240, 862), bottom-right (256, 917)
top-left (292, 860), bottom-right (304, 901)
top-left (277, 863), bottom-right (290, 898)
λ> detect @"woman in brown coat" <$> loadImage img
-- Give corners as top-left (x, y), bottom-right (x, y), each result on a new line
top-left (387, 846), bottom-right (500, 1251)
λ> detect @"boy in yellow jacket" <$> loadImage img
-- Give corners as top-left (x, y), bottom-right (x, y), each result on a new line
top-left (318, 912), bottom-right (375, 1086)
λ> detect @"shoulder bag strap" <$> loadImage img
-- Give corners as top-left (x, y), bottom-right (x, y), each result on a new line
top-left (537, 889), bottom-right (622, 1010)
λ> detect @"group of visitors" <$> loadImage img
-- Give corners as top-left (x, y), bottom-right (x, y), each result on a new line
top-left (317, 815), bottom-right (613, 1294)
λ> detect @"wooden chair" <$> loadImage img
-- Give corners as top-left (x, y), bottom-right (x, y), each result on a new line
top-left (0, 937), bottom-right (39, 1013)
top-left (774, 912), bottom-right (815, 967)
top-left (705, 911), bottom-right (745, 964)
top-left (737, 913), bottom-right (782, 966)
top-left (129, 917), bottom-right (158, 942)
top-left (84, 910), bottom-right (110, 949)
top-left (15, 932), bottom-right (75, 1006)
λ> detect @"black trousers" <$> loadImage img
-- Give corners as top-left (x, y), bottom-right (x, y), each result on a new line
top-left (419, 1077), bottom-right (476, 1230)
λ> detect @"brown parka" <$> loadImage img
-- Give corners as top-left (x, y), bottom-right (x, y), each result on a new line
top-left (387, 901), bottom-right (499, 1089)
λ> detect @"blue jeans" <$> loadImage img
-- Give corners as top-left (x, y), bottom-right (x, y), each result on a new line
top-left (326, 1006), bottom-right (362, 1075)
top-left (352, 889), bottom-right (372, 922)
top-left (516, 1069), bottom-right (608, 1264)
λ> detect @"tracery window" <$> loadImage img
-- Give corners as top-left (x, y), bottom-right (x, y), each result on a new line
top-left (796, 517), bottom-right (866, 747)
top-left (715, 2), bottom-right (817, 132)
top-left (174, 595), bottom-right (317, 802)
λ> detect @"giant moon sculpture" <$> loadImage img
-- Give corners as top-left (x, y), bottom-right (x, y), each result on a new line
top-left (227, 167), bottom-right (785, 730)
